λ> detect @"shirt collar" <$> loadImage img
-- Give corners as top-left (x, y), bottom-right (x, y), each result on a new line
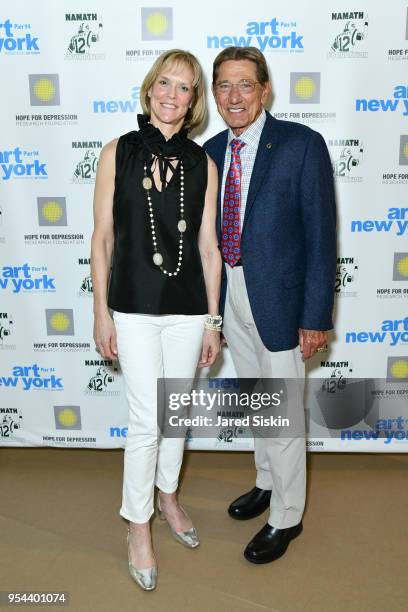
top-left (227, 108), bottom-right (266, 148)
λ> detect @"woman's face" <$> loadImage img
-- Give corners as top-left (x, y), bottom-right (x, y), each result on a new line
top-left (148, 62), bottom-right (195, 132)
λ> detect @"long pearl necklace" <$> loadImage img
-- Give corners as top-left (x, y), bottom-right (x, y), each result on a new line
top-left (143, 161), bottom-right (187, 277)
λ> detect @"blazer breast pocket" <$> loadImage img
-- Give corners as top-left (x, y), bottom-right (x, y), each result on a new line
top-left (264, 177), bottom-right (293, 197)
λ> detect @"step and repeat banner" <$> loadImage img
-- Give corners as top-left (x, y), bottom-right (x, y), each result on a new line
top-left (1, 1), bottom-right (408, 452)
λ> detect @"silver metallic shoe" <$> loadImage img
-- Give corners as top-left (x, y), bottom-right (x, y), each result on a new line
top-left (157, 498), bottom-right (200, 549)
top-left (127, 529), bottom-right (157, 591)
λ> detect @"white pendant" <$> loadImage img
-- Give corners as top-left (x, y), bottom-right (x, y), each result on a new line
top-left (178, 219), bottom-right (187, 233)
top-left (153, 252), bottom-right (163, 266)
top-left (142, 177), bottom-right (152, 190)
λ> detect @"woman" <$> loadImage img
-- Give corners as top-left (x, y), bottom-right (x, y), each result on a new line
top-left (91, 49), bottom-right (221, 591)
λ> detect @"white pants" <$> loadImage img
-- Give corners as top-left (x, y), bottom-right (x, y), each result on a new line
top-left (113, 311), bottom-right (206, 524)
top-left (223, 266), bottom-right (306, 529)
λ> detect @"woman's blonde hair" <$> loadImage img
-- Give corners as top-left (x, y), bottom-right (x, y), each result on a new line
top-left (140, 49), bottom-right (206, 131)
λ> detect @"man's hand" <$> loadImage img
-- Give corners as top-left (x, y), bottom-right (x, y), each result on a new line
top-left (298, 328), bottom-right (328, 360)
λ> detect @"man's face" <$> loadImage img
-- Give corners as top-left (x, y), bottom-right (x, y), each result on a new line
top-left (213, 59), bottom-right (271, 136)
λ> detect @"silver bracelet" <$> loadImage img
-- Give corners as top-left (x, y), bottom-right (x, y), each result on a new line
top-left (204, 314), bottom-right (222, 331)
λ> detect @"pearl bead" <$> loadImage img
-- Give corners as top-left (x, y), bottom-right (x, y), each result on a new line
top-left (153, 252), bottom-right (163, 266)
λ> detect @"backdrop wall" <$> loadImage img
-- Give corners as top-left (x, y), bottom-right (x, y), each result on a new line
top-left (1, 1), bottom-right (408, 452)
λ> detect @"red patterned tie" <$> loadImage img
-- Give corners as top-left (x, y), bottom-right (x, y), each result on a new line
top-left (221, 139), bottom-right (245, 267)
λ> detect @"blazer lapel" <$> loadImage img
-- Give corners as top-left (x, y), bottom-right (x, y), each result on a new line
top-left (242, 113), bottom-right (277, 233)
top-left (212, 132), bottom-right (228, 242)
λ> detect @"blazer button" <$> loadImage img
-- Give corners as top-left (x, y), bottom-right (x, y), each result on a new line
top-left (266, 142), bottom-right (272, 149)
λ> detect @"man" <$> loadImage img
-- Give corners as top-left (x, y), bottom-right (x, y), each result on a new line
top-left (204, 47), bottom-right (336, 564)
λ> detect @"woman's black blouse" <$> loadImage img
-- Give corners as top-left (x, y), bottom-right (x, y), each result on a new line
top-left (107, 117), bottom-right (208, 315)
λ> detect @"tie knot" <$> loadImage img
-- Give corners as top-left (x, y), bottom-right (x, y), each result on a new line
top-left (230, 139), bottom-right (245, 153)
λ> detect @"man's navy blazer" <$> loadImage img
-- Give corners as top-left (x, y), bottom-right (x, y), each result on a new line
top-left (204, 110), bottom-right (337, 352)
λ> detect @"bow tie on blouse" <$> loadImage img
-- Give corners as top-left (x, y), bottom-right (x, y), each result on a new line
top-left (137, 114), bottom-right (187, 188)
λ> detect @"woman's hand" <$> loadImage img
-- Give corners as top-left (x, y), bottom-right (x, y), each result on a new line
top-left (198, 329), bottom-right (221, 368)
top-left (93, 312), bottom-right (118, 360)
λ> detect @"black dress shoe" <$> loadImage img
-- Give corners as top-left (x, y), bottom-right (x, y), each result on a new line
top-left (244, 522), bottom-right (303, 564)
top-left (228, 487), bottom-right (272, 520)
